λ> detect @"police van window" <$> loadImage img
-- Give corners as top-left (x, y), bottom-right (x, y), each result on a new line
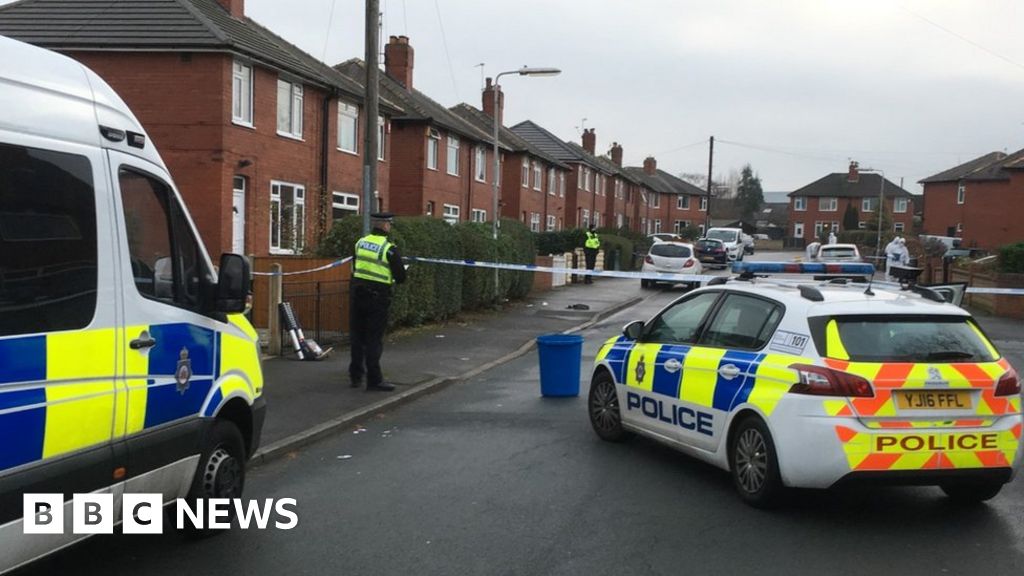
top-left (119, 168), bottom-right (210, 312)
top-left (700, 294), bottom-right (782, 350)
top-left (645, 292), bottom-right (719, 344)
top-left (0, 142), bottom-right (97, 337)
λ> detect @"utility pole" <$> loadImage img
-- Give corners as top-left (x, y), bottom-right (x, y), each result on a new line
top-left (704, 136), bottom-right (714, 232)
top-left (362, 0), bottom-right (380, 235)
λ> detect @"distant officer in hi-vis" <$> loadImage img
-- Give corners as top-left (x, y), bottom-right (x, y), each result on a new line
top-left (349, 213), bottom-right (406, 391)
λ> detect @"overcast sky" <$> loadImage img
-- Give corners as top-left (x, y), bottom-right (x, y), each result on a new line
top-left (10, 0), bottom-right (1023, 193)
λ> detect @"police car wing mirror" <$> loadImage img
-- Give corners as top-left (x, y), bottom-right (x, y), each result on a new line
top-left (623, 320), bottom-right (644, 340)
top-left (215, 253), bottom-right (251, 314)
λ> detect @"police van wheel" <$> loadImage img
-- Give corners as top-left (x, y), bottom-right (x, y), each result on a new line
top-left (589, 371), bottom-right (629, 442)
top-left (183, 420), bottom-right (246, 538)
top-left (729, 416), bottom-right (783, 508)
top-left (940, 481), bottom-right (1003, 503)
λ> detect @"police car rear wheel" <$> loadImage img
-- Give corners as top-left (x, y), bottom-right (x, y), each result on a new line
top-left (184, 420), bottom-right (246, 537)
top-left (940, 481), bottom-right (1003, 503)
top-left (589, 371), bottom-right (628, 442)
top-left (730, 416), bottom-right (783, 507)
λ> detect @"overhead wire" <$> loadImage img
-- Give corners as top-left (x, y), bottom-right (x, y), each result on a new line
top-left (898, 4), bottom-right (1024, 74)
top-left (320, 0), bottom-right (338, 62)
top-left (433, 0), bottom-right (460, 101)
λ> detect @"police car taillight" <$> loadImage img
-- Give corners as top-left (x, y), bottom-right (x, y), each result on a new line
top-left (788, 364), bottom-right (874, 398)
top-left (995, 368), bottom-right (1020, 397)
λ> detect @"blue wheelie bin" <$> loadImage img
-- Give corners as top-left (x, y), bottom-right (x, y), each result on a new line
top-left (536, 334), bottom-right (584, 397)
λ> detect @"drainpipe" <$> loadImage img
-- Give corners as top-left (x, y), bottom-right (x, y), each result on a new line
top-left (319, 89), bottom-right (334, 244)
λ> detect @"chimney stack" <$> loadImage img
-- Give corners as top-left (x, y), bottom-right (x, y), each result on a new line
top-left (610, 142), bottom-right (623, 167)
top-left (482, 77), bottom-right (504, 127)
top-left (847, 160), bottom-right (860, 183)
top-left (385, 35), bottom-right (415, 89)
top-left (582, 128), bottom-right (596, 154)
top-left (216, 0), bottom-right (245, 18)
top-left (643, 156), bottom-right (657, 175)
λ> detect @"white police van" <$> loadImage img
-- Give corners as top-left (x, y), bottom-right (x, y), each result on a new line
top-left (0, 36), bottom-right (264, 571)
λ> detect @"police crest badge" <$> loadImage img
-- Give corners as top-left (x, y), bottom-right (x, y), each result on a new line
top-left (175, 347), bottom-right (192, 394)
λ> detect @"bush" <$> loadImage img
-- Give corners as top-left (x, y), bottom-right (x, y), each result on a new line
top-left (455, 219), bottom-right (536, 308)
top-left (997, 242), bottom-right (1024, 273)
top-left (837, 229), bottom-right (891, 254)
top-left (536, 229), bottom-right (584, 255)
top-left (599, 234), bottom-right (636, 271)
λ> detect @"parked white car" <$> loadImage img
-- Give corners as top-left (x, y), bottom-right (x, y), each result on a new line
top-left (640, 242), bottom-right (703, 290)
top-left (816, 243), bottom-right (862, 262)
top-left (705, 227), bottom-right (745, 261)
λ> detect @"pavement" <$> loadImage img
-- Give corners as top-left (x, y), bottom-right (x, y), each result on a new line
top-left (253, 277), bottom-right (648, 465)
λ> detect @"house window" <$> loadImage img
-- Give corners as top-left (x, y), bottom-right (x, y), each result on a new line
top-left (546, 215), bottom-right (556, 231)
top-left (331, 192), bottom-right (359, 220)
top-left (522, 158), bottom-right (530, 187)
top-left (794, 196), bottom-right (806, 211)
top-left (593, 212), bottom-right (601, 227)
top-left (615, 180), bottom-right (624, 199)
top-left (677, 195), bottom-right (690, 210)
top-left (530, 212), bottom-right (540, 232)
top-left (819, 197), bottom-right (838, 212)
top-left (956, 222), bottom-right (963, 233)
top-left (532, 162), bottom-right (542, 191)
top-left (651, 193), bottom-right (660, 208)
top-left (446, 135), bottom-right (460, 176)
top-left (475, 146), bottom-right (486, 182)
top-left (674, 220), bottom-right (689, 233)
top-left (654, 219), bottom-right (662, 233)
top-left (559, 172), bottom-right (565, 197)
top-left (232, 61), bottom-right (253, 126)
top-left (471, 208), bottom-right (487, 223)
top-left (861, 197), bottom-right (875, 212)
top-left (957, 183), bottom-right (966, 204)
top-left (338, 101), bottom-right (358, 153)
top-left (596, 175), bottom-right (603, 196)
top-left (894, 197), bottom-right (908, 213)
top-left (442, 203), bottom-right (460, 224)
top-left (427, 129), bottom-right (440, 170)
top-left (425, 201), bottom-right (435, 215)
top-left (858, 221), bottom-right (866, 229)
top-left (270, 181), bottom-right (305, 254)
top-left (814, 221), bottom-right (840, 237)
top-left (700, 196), bottom-right (707, 211)
top-left (548, 168), bottom-right (556, 196)
top-left (378, 116), bottom-right (386, 160)
top-left (894, 222), bottom-right (905, 233)
top-left (276, 79), bottom-right (303, 138)
top-left (582, 209), bottom-right (590, 226)
top-left (617, 213), bottom-right (624, 228)
top-left (698, 223), bottom-right (706, 235)
top-left (793, 222), bottom-right (804, 239)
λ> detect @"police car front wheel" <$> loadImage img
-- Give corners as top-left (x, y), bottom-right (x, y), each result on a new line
top-left (588, 370), bottom-right (629, 442)
top-left (729, 416), bottom-right (783, 507)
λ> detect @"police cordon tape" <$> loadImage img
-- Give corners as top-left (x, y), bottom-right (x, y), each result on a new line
top-left (251, 255), bottom-right (1024, 295)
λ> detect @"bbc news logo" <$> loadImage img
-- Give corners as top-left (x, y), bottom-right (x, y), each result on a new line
top-left (23, 494), bottom-right (298, 534)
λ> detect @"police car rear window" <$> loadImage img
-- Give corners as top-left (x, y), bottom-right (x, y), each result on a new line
top-left (0, 142), bottom-right (97, 337)
top-left (650, 244), bottom-right (691, 258)
top-left (813, 315), bottom-right (997, 363)
top-left (820, 247), bottom-right (857, 258)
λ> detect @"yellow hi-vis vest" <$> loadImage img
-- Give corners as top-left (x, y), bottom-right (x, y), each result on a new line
top-left (353, 234), bottom-right (394, 284)
top-left (585, 231), bottom-right (600, 249)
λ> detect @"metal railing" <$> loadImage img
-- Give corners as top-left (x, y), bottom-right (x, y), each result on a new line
top-left (279, 280), bottom-right (347, 351)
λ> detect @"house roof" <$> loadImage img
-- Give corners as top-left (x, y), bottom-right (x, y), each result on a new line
top-left (336, 59), bottom-right (491, 143)
top-left (789, 172), bottom-right (913, 198)
top-left (563, 143), bottom-right (642, 184)
top-left (0, 0), bottom-right (373, 100)
top-left (447, 104), bottom-right (567, 168)
top-left (624, 166), bottom-right (707, 197)
top-left (509, 120), bottom-right (604, 170)
top-left (919, 149), bottom-right (1024, 184)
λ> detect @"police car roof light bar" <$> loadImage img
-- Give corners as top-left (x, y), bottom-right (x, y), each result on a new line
top-left (731, 261), bottom-right (876, 277)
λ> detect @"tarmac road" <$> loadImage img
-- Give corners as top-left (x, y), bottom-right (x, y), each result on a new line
top-left (16, 284), bottom-right (1024, 576)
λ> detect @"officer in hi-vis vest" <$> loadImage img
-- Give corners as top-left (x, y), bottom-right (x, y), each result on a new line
top-left (583, 224), bottom-right (600, 284)
top-left (350, 213), bottom-right (407, 391)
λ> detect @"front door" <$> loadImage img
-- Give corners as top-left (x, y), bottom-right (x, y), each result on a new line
top-left (232, 176), bottom-right (246, 254)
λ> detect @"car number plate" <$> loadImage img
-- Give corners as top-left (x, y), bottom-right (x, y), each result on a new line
top-left (894, 390), bottom-right (970, 410)
top-left (700, 256), bottom-right (715, 262)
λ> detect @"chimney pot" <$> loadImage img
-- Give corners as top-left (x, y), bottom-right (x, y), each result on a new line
top-left (582, 128), bottom-right (597, 154)
top-left (216, 0), bottom-right (244, 18)
top-left (847, 160), bottom-right (860, 183)
top-left (385, 35), bottom-right (415, 89)
top-left (643, 156), bottom-right (657, 175)
top-left (482, 76), bottom-right (504, 126)
top-left (610, 142), bottom-right (623, 167)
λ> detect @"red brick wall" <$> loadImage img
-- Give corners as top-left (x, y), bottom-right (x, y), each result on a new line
top-left (788, 195), bottom-right (914, 240)
top-left (327, 96), bottom-right (392, 219)
top-left (923, 177), bottom-right (1024, 249)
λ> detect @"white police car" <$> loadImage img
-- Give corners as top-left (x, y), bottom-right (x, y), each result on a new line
top-left (588, 262), bottom-right (1022, 507)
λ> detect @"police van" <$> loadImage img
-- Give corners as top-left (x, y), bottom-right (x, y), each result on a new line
top-left (589, 262), bottom-right (1021, 507)
top-left (0, 36), bottom-right (265, 570)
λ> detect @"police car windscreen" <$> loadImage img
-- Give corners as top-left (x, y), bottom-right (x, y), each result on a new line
top-left (650, 244), bottom-right (692, 258)
top-left (828, 316), bottom-right (997, 363)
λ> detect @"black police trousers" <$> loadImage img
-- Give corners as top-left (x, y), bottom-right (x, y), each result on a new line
top-left (349, 282), bottom-right (392, 387)
top-left (584, 248), bottom-right (598, 283)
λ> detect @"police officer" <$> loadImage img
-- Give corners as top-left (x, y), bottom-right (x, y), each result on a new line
top-left (583, 224), bottom-right (600, 284)
top-left (350, 213), bottom-right (407, 391)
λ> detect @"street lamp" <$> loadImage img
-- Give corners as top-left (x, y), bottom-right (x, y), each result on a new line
top-left (490, 66), bottom-right (561, 303)
top-left (858, 166), bottom-right (886, 263)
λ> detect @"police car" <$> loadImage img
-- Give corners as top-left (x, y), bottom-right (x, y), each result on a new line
top-left (588, 262), bottom-right (1022, 507)
top-left (1, 36), bottom-right (264, 570)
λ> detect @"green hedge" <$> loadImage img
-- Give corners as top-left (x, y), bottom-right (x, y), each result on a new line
top-left (838, 229), bottom-right (892, 253)
top-left (599, 234), bottom-right (636, 271)
top-left (536, 229), bottom-right (585, 255)
top-left (318, 216), bottom-right (536, 327)
top-left (998, 242), bottom-right (1024, 273)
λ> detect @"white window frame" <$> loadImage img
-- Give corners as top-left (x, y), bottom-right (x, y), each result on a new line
top-left (337, 101), bottom-right (359, 154)
top-left (819, 197), bottom-right (838, 212)
top-left (427, 128), bottom-right (440, 171)
top-left (558, 172), bottom-right (565, 197)
top-left (674, 220), bottom-right (689, 233)
top-left (584, 168), bottom-right (592, 192)
top-left (475, 146), bottom-right (486, 182)
top-left (471, 208), bottom-right (487, 223)
top-left (651, 192), bottom-right (660, 208)
top-left (232, 60), bottom-right (253, 127)
top-left (425, 201), bottom-right (435, 216)
top-left (522, 158), bottom-right (530, 187)
top-left (332, 191), bottom-right (359, 219)
top-left (794, 196), bottom-right (807, 211)
top-left (677, 195), bottom-right (689, 210)
top-left (546, 214), bottom-right (556, 231)
top-left (957, 183), bottom-right (966, 205)
top-left (530, 212), bottom-right (541, 232)
top-left (617, 213), bottom-right (624, 228)
top-left (894, 197), bottom-right (908, 213)
top-left (446, 135), bottom-right (460, 176)
top-left (582, 208), bottom-right (590, 226)
top-left (548, 168), bottom-right (556, 196)
top-left (377, 116), bottom-right (386, 161)
top-left (532, 162), bottom-right (542, 191)
top-left (861, 197), bottom-right (875, 212)
top-left (442, 203), bottom-right (460, 224)
top-left (700, 196), bottom-right (707, 211)
top-left (894, 222), bottom-right (905, 233)
top-left (793, 222), bottom-right (804, 239)
top-left (276, 79), bottom-right (303, 139)
top-left (270, 180), bottom-right (306, 254)
top-left (956, 222), bottom-right (963, 233)
top-left (858, 221), bottom-right (867, 229)
top-left (593, 212), bottom-right (601, 228)
top-left (654, 219), bottom-right (662, 234)
top-left (615, 179), bottom-right (624, 200)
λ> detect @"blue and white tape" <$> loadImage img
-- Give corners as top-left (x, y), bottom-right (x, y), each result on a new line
top-left (403, 256), bottom-right (714, 283)
top-left (252, 257), bottom-right (352, 276)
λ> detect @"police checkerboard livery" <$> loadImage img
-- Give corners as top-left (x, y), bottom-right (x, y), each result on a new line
top-left (588, 262), bottom-right (1022, 507)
